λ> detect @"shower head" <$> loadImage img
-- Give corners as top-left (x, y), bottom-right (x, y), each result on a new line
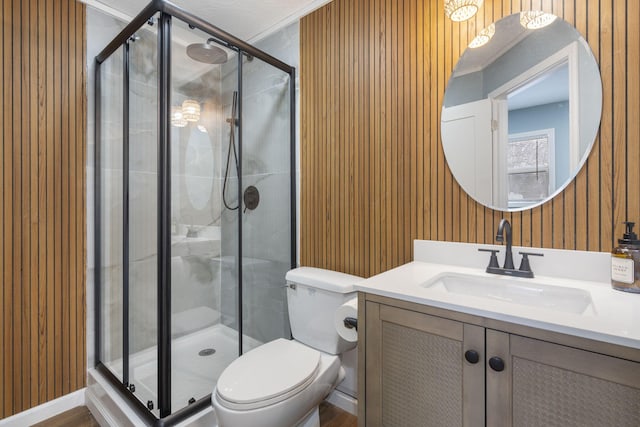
top-left (186, 38), bottom-right (228, 64)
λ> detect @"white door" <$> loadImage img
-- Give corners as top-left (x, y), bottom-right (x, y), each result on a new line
top-left (441, 99), bottom-right (493, 205)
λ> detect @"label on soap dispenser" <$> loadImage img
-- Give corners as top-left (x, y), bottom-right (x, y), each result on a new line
top-left (611, 257), bottom-right (634, 284)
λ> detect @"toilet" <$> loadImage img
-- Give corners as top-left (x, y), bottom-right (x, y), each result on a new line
top-left (211, 267), bottom-right (362, 427)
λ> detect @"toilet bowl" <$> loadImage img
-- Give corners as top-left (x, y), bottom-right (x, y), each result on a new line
top-left (211, 267), bottom-right (362, 427)
top-left (212, 339), bottom-right (343, 427)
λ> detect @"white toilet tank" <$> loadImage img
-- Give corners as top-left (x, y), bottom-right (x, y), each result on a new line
top-left (285, 267), bottom-right (362, 355)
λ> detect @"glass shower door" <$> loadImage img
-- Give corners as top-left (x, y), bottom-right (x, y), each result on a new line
top-left (99, 45), bottom-right (124, 383)
top-left (169, 18), bottom-right (238, 413)
top-left (128, 19), bottom-right (159, 415)
top-left (239, 54), bottom-right (293, 352)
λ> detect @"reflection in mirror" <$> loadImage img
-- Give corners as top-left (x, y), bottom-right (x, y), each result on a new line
top-left (185, 126), bottom-right (214, 210)
top-left (441, 12), bottom-right (602, 211)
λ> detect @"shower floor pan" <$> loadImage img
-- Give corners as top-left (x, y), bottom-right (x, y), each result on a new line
top-left (105, 323), bottom-right (262, 414)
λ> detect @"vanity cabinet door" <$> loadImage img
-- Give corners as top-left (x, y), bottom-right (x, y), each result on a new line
top-left (364, 301), bottom-right (485, 427)
top-left (487, 331), bottom-right (640, 427)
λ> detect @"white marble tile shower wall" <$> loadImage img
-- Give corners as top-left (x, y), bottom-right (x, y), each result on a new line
top-left (239, 23), bottom-right (300, 102)
top-left (219, 174), bottom-right (293, 342)
top-left (219, 22), bottom-right (299, 345)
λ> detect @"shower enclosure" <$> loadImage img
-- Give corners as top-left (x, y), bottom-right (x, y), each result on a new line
top-left (94, 1), bottom-right (295, 424)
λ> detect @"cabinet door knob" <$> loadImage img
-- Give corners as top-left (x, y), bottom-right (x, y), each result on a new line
top-left (464, 350), bottom-right (480, 364)
top-left (489, 356), bottom-right (505, 372)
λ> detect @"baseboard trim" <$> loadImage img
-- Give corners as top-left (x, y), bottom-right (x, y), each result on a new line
top-left (325, 389), bottom-right (357, 416)
top-left (0, 389), bottom-right (86, 427)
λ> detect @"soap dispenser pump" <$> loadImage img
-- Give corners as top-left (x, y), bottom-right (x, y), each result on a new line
top-left (611, 221), bottom-right (640, 293)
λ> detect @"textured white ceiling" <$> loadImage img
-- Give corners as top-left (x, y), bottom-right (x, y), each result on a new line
top-left (88, 0), bottom-right (331, 42)
top-left (454, 13), bottom-right (529, 76)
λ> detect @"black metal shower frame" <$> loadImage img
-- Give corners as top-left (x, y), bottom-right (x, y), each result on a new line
top-left (93, 1), bottom-right (297, 425)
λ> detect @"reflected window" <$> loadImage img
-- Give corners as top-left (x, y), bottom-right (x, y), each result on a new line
top-left (507, 130), bottom-right (554, 208)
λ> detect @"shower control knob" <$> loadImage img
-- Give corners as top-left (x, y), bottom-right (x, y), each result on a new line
top-left (464, 350), bottom-right (480, 364)
top-left (243, 186), bottom-right (260, 211)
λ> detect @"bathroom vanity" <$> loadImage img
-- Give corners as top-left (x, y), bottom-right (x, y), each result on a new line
top-left (355, 241), bottom-right (640, 427)
top-left (354, 9), bottom-right (640, 424)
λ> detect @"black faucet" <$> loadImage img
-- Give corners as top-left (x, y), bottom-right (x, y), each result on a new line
top-left (496, 219), bottom-right (514, 270)
top-left (478, 218), bottom-right (543, 278)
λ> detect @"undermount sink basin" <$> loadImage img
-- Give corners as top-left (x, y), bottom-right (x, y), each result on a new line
top-left (421, 273), bottom-right (594, 315)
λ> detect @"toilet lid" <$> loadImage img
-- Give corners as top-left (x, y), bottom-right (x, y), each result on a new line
top-left (216, 338), bottom-right (320, 406)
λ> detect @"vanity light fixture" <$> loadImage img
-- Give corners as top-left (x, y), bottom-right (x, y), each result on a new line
top-left (171, 106), bottom-right (187, 127)
top-left (182, 99), bottom-right (201, 122)
top-left (444, 0), bottom-right (483, 22)
top-left (519, 11), bottom-right (557, 29)
top-left (469, 23), bottom-right (495, 48)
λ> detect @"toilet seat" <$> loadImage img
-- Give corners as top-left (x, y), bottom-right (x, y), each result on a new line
top-left (216, 338), bottom-right (321, 411)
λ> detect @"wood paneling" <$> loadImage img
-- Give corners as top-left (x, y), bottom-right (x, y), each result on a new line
top-left (0, 0), bottom-right (86, 419)
top-left (300, 0), bottom-right (640, 277)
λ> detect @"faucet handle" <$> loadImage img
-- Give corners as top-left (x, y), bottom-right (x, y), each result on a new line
top-left (478, 248), bottom-right (500, 269)
top-left (518, 251), bottom-right (544, 275)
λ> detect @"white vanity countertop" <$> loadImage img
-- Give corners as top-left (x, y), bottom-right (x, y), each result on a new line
top-left (355, 240), bottom-right (640, 350)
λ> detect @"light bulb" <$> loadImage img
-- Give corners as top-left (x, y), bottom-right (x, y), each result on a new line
top-left (181, 99), bottom-right (201, 122)
top-left (444, 0), bottom-right (483, 22)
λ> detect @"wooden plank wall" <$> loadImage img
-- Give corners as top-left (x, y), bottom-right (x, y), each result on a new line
top-left (300, 0), bottom-right (640, 278)
top-left (0, 0), bottom-right (86, 419)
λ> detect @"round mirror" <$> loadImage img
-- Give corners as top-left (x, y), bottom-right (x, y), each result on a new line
top-left (441, 12), bottom-right (602, 211)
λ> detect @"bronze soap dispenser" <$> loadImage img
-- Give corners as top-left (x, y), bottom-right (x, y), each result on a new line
top-left (611, 221), bottom-right (640, 293)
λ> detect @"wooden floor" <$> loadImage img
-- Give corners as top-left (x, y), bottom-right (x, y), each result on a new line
top-left (319, 401), bottom-right (358, 427)
top-left (32, 406), bottom-right (100, 427)
top-left (33, 403), bottom-right (357, 427)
